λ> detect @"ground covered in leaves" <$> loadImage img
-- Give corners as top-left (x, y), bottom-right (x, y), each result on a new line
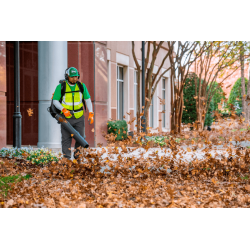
top-left (1, 119), bottom-right (250, 208)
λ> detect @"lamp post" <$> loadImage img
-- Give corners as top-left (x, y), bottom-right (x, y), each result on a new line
top-left (141, 41), bottom-right (146, 133)
top-left (13, 41), bottom-right (22, 148)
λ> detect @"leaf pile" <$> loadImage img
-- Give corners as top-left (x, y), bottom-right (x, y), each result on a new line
top-left (1, 126), bottom-right (250, 207)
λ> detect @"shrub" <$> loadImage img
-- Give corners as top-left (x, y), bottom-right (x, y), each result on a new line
top-left (210, 82), bottom-right (226, 112)
top-left (228, 77), bottom-right (248, 112)
top-left (182, 76), bottom-right (225, 127)
top-left (182, 76), bottom-right (197, 124)
top-left (205, 82), bottom-right (225, 126)
top-left (204, 98), bottom-right (215, 127)
top-left (0, 147), bottom-right (32, 159)
top-left (107, 120), bottom-right (128, 140)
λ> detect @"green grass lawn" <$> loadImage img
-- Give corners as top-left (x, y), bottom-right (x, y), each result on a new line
top-left (0, 174), bottom-right (32, 197)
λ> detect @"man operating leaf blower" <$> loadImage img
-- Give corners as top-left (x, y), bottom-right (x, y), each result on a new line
top-left (50, 67), bottom-right (94, 160)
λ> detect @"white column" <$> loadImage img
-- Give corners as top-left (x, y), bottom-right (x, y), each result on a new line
top-left (37, 41), bottom-right (67, 149)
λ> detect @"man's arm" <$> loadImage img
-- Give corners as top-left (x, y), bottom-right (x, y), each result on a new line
top-left (85, 98), bottom-right (93, 112)
top-left (86, 98), bottom-right (94, 124)
top-left (53, 100), bottom-right (64, 111)
top-left (81, 83), bottom-right (94, 124)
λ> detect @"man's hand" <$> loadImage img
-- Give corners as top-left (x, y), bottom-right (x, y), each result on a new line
top-left (88, 112), bottom-right (94, 124)
top-left (62, 108), bottom-right (72, 118)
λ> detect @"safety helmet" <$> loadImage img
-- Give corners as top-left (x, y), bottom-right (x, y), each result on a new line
top-left (65, 67), bottom-right (80, 79)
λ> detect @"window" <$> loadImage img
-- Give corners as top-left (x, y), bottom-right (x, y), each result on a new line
top-left (134, 71), bottom-right (138, 121)
top-left (162, 78), bottom-right (166, 128)
top-left (117, 66), bottom-right (124, 120)
top-left (150, 95), bottom-right (154, 128)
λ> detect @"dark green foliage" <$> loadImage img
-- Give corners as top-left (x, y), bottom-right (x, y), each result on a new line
top-left (182, 77), bottom-right (225, 127)
top-left (210, 82), bottom-right (226, 112)
top-left (107, 120), bottom-right (128, 140)
top-left (228, 77), bottom-right (248, 112)
top-left (182, 77), bottom-right (197, 124)
top-left (205, 82), bottom-right (225, 127)
top-left (204, 98), bottom-right (214, 127)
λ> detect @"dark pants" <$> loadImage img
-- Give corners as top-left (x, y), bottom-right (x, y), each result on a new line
top-left (61, 114), bottom-right (85, 159)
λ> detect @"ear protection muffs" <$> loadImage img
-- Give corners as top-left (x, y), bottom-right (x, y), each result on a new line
top-left (65, 67), bottom-right (80, 80)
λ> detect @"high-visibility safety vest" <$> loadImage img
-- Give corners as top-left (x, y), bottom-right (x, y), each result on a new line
top-left (61, 82), bottom-right (84, 119)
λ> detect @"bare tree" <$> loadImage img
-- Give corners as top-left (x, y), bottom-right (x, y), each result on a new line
top-left (193, 41), bottom-right (249, 130)
top-left (167, 41), bottom-right (208, 134)
top-left (132, 41), bottom-right (172, 132)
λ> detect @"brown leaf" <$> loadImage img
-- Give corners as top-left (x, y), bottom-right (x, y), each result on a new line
top-left (245, 185), bottom-right (250, 192)
top-left (27, 108), bottom-right (34, 116)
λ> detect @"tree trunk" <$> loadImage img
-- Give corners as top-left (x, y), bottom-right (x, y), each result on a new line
top-left (136, 110), bottom-right (140, 133)
top-left (195, 95), bottom-right (207, 131)
top-left (145, 108), bottom-right (149, 133)
top-left (171, 96), bottom-right (183, 134)
top-left (179, 92), bottom-right (184, 133)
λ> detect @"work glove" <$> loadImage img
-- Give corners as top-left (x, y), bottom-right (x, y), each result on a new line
top-left (88, 112), bottom-right (94, 124)
top-left (62, 108), bottom-right (72, 118)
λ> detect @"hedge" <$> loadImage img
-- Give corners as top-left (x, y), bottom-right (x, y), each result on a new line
top-left (107, 120), bottom-right (128, 140)
top-left (182, 76), bottom-right (197, 125)
top-left (182, 77), bottom-right (225, 127)
top-left (228, 77), bottom-right (248, 112)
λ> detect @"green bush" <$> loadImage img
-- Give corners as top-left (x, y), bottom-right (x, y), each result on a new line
top-left (182, 76), bottom-right (225, 127)
top-left (205, 82), bottom-right (225, 127)
top-left (210, 82), bottom-right (226, 112)
top-left (26, 149), bottom-right (59, 165)
top-left (107, 120), bottom-right (128, 140)
top-left (204, 98), bottom-right (214, 127)
top-left (228, 77), bottom-right (248, 112)
top-left (182, 76), bottom-right (197, 124)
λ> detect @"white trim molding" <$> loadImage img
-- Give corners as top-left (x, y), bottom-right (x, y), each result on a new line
top-left (107, 49), bottom-right (111, 61)
top-left (153, 65), bottom-right (159, 75)
top-left (161, 67), bottom-right (170, 77)
top-left (133, 59), bottom-right (142, 68)
top-left (116, 52), bottom-right (129, 66)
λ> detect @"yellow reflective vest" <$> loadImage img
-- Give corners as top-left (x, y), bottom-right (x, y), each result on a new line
top-left (61, 82), bottom-right (84, 119)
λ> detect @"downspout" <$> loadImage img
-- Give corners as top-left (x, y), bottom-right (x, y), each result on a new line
top-left (13, 41), bottom-right (22, 148)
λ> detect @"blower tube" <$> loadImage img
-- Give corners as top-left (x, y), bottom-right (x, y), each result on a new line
top-left (48, 102), bottom-right (89, 148)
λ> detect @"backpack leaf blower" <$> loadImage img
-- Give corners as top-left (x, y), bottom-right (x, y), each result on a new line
top-left (47, 98), bottom-right (89, 149)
